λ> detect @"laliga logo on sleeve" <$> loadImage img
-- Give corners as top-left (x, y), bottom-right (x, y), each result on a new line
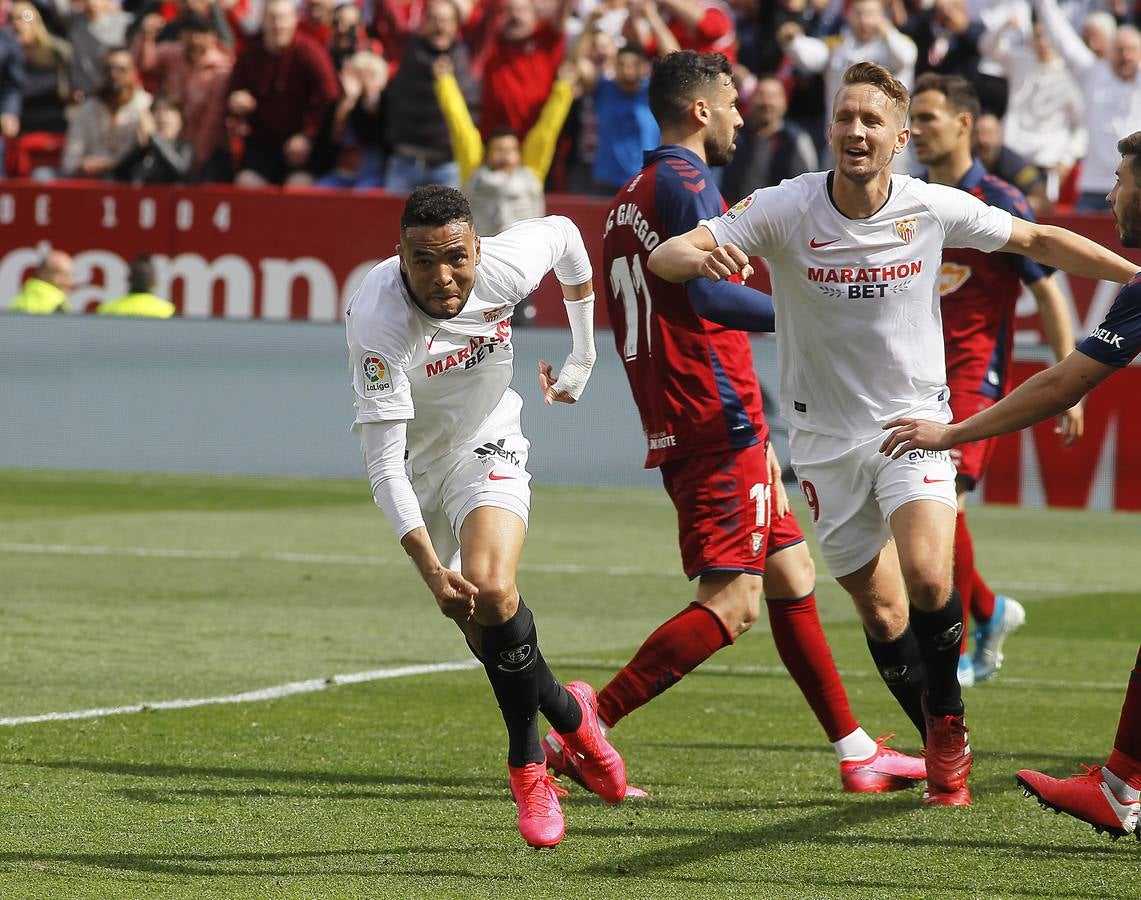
top-left (361, 353), bottom-right (392, 393)
top-left (724, 193), bottom-right (754, 222)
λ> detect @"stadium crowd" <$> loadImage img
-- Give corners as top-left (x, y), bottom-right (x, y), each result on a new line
top-left (0, 0), bottom-right (1139, 215)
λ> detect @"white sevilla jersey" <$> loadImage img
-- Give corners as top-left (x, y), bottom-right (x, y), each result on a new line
top-left (346, 216), bottom-right (591, 472)
top-left (703, 171), bottom-right (1013, 439)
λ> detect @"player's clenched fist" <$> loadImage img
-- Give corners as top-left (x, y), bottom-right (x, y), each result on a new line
top-left (700, 243), bottom-right (754, 282)
top-left (426, 568), bottom-right (479, 621)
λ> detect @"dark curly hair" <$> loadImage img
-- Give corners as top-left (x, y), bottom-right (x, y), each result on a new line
top-left (400, 185), bottom-right (474, 232)
top-left (648, 50), bottom-right (733, 130)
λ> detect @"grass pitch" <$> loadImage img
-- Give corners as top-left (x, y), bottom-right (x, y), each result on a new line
top-left (0, 469), bottom-right (1137, 899)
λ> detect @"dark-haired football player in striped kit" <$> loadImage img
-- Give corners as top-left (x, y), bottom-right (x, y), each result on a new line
top-left (910, 73), bottom-right (1084, 687)
top-left (882, 129), bottom-right (1141, 840)
top-left (542, 49), bottom-right (926, 797)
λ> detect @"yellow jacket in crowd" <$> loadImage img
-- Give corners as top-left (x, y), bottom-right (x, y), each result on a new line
top-left (96, 292), bottom-right (176, 319)
top-left (9, 277), bottom-right (69, 314)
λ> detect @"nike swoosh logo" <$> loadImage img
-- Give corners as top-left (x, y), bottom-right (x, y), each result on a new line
top-left (810, 238), bottom-right (839, 248)
top-left (427, 329), bottom-right (441, 350)
top-left (923, 476), bottom-right (950, 484)
top-left (488, 471), bottom-right (516, 481)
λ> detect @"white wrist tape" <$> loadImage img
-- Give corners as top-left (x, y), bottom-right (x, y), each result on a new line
top-left (551, 294), bottom-right (596, 401)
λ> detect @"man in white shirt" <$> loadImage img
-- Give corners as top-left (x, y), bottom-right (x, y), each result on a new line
top-left (1034, 0), bottom-right (1141, 211)
top-left (346, 185), bottom-right (626, 848)
top-left (647, 62), bottom-right (1137, 807)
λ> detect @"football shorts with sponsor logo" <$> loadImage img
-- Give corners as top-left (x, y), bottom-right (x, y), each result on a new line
top-left (410, 396), bottom-right (532, 571)
top-left (660, 441), bottom-right (804, 580)
top-left (789, 428), bottom-right (957, 578)
top-left (948, 389), bottom-right (997, 489)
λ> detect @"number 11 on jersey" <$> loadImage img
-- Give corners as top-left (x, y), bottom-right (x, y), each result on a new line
top-left (610, 254), bottom-right (653, 361)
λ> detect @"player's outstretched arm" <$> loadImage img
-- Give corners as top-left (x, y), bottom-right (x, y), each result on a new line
top-left (880, 351), bottom-right (1115, 458)
top-left (1003, 218), bottom-right (1139, 284)
top-left (648, 226), bottom-right (753, 283)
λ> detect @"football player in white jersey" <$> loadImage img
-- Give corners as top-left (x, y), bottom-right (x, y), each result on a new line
top-left (346, 186), bottom-right (626, 849)
top-left (647, 62), bottom-right (1138, 807)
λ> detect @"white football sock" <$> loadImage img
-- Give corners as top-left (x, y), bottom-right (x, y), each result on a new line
top-left (833, 727), bottom-right (877, 762)
top-left (1103, 765), bottom-right (1141, 803)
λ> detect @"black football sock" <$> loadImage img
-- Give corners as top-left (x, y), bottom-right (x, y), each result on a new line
top-left (909, 590), bottom-right (966, 719)
top-left (478, 598), bottom-right (577, 766)
top-left (865, 626), bottom-right (928, 743)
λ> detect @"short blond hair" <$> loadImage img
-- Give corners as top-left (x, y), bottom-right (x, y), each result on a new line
top-left (839, 61), bottom-right (910, 124)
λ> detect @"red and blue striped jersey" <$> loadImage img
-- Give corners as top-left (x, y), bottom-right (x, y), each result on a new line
top-left (602, 145), bottom-right (768, 468)
top-left (936, 159), bottom-right (1051, 399)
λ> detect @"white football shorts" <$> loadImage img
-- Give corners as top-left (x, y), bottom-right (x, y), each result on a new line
top-left (411, 398), bottom-right (532, 571)
top-left (789, 428), bottom-right (957, 578)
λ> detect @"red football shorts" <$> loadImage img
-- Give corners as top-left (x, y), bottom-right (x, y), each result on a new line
top-left (949, 389), bottom-right (997, 488)
top-left (660, 441), bottom-right (806, 580)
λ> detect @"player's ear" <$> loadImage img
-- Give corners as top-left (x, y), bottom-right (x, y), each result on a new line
top-left (473, 234), bottom-right (481, 266)
top-left (894, 126), bottom-right (911, 156)
top-left (694, 97), bottom-right (710, 126)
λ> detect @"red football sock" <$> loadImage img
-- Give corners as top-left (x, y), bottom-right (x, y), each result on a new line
top-left (970, 570), bottom-right (996, 623)
top-left (596, 602), bottom-right (731, 728)
top-left (953, 511), bottom-right (974, 655)
top-left (1108, 644), bottom-right (1141, 789)
top-left (766, 594), bottom-right (858, 742)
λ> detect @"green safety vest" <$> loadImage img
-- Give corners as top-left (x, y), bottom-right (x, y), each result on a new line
top-left (96, 293), bottom-right (176, 319)
top-left (9, 278), bottom-right (69, 315)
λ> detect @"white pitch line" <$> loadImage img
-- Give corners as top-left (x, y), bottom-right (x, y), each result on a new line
top-left (0, 660), bottom-right (483, 727)
top-left (2, 542), bottom-right (1138, 593)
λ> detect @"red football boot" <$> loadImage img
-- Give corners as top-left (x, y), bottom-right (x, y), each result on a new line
top-left (841, 734), bottom-right (926, 793)
top-left (1017, 765), bottom-right (1140, 840)
top-left (556, 681), bottom-right (628, 804)
top-left (922, 704), bottom-right (972, 807)
top-left (543, 728), bottom-right (649, 798)
top-left (508, 762), bottom-right (568, 849)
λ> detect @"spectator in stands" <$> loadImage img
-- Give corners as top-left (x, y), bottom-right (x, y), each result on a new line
top-left (722, 74), bottom-right (819, 202)
top-left (9, 249), bottom-right (73, 314)
top-left (298, 0), bottom-right (335, 47)
top-left (131, 12), bottom-right (233, 182)
top-left (128, 0), bottom-right (234, 57)
top-left (902, 0), bottom-right (1003, 114)
top-left (329, 2), bottom-right (378, 72)
top-left (1082, 9), bottom-right (1118, 58)
top-left (1034, 0), bottom-right (1141, 211)
top-left (778, 0), bottom-right (918, 137)
top-left (10, 1), bottom-right (67, 135)
top-left (0, 10), bottom-right (27, 159)
top-left (480, 0), bottom-right (572, 138)
top-left (96, 254), bottom-right (175, 318)
top-left (972, 111), bottom-right (1051, 214)
top-left (621, 0), bottom-right (695, 59)
top-left (111, 94), bottom-right (194, 183)
top-left (372, 0), bottom-right (476, 72)
top-left (433, 54), bottom-right (574, 235)
top-left (61, 48), bottom-right (152, 178)
top-left (384, 0), bottom-right (475, 191)
top-left (981, 17), bottom-right (1085, 203)
top-left (67, 0), bottom-right (131, 102)
top-left (227, 0), bottom-right (339, 188)
top-left (562, 18), bottom-right (619, 194)
top-left (583, 44), bottom-right (658, 196)
top-left (645, 0), bottom-right (738, 60)
top-left (315, 50), bottom-right (387, 189)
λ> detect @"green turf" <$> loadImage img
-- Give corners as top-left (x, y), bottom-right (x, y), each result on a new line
top-left (0, 469), bottom-right (1137, 898)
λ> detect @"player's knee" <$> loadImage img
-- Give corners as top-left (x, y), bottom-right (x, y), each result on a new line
top-left (901, 568), bottom-right (952, 610)
top-left (465, 567), bottom-right (518, 614)
top-left (862, 605), bottom-right (909, 642)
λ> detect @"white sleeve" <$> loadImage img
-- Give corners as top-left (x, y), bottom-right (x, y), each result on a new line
top-left (926, 183), bottom-right (1014, 252)
top-left (346, 285), bottom-right (415, 426)
top-left (359, 420), bottom-right (425, 540)
top-left (481, 216), bottom-right (593, 296)
top-left (699, 184), bottom-right (798, 259)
